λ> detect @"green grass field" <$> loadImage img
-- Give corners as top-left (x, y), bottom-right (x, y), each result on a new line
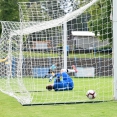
top-left (0, 77), bottom-right (114, 105)
top-left (21, 77), bottom-right (113, 105)
top-left (0, 51), bottom-right (112, 58)
top-left (0, 91), bottom-right (117, 117)
top-left (22, 51), bottom-right (112, 58)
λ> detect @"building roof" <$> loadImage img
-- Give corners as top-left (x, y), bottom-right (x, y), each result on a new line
top-left (71, 31), bottom-right (95, 37)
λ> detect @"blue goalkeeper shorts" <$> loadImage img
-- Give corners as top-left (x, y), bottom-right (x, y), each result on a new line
top-left (53, 72), bottom-right (74, 91)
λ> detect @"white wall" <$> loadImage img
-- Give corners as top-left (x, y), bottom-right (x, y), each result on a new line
top-left (73, 36), bottom-right (109, 49)
top-left (72, 31), bottom-right (109, 49)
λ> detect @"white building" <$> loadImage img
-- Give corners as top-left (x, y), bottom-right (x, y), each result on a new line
top-left (71, 31), bottom-right (109, 49)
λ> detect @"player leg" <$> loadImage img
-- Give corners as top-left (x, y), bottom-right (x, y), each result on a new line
top-left (60, 65), bottom-right (78, 73)
top-left (53, 81), bottom-right (68, 91)
top-left (71, 65), bottom-right (78, 72)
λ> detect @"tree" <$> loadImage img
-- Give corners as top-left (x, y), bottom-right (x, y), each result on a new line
top-left (87, 0), bottom-right (112, 43)
top-left (0, 0), bottom-right (29, 34)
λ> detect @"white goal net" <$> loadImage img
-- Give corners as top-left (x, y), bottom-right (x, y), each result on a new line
top-left (0, 0), bottom-right (113, 105)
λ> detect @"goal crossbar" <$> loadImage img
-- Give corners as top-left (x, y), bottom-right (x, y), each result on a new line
top-left (10, 0), bottom-right (98, 36)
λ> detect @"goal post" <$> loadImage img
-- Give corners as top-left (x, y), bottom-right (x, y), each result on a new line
top-left (0, 0), bottom-right (114, 105)
top-left (63, 22), bottom-right (67, 69)
top-left (113, 0), bottom-right (117, 100)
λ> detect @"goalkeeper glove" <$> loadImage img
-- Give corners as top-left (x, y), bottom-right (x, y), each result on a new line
top-left (49, 76), bottom-right (53, 82)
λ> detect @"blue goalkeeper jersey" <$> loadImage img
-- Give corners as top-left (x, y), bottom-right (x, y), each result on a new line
top-left (53, 72), bottom-right (74, 91)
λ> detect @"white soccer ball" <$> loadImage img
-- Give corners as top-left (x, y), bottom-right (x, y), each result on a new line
top-left (86, 90), bottom-right (96, 99)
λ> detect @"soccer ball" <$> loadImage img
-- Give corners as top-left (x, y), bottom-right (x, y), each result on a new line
top-left (86, 90), bottom-right (96, 99)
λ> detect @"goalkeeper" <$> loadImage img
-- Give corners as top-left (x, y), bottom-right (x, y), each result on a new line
top-left (46, 65), bottom-right (77, 91)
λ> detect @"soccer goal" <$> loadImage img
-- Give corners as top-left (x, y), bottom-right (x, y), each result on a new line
top-left (0, 0), bottom-right (116, 105)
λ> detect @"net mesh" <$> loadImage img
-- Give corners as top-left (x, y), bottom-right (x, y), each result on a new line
top-left (0, 0), bottom-right (113, 105)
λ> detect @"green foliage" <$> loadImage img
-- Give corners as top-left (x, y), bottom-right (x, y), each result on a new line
top-left (87, 0), bottom-right (112, 43)
top-left (0, 0), bottom-right (29, 21)
top-left (0, 0), bottom-right (29, 34)
top-left (22, 2), bottom-right (52, 21)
